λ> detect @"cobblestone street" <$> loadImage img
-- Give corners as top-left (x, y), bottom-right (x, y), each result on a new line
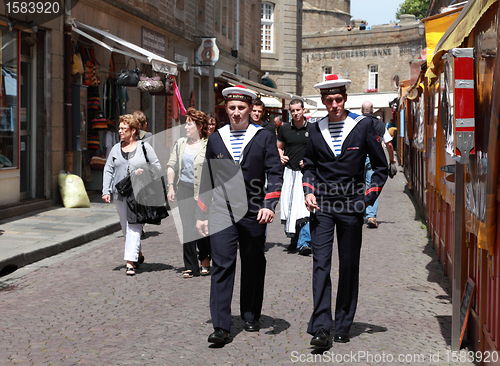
top-left (0, 169), bottom-right (475, 365)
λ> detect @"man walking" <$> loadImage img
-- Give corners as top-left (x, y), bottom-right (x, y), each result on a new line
top-left (196, 85), bottom-right (283, 344)
top-left (251, 98), bottom-right (275, 136)
top-left (361, 101), bottom-right (396, 228)
top-left (277, 99), bottom-right (311, 255)
top-left (302, 75), bottom-right (388, 346)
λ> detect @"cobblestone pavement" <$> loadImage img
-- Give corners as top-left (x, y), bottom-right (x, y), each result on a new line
top-left (0, 168), bottom-right (476, 366)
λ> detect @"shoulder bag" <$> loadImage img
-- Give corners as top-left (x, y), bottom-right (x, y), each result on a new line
top-left (137, 74), bottom-right (164, 93)
top-left (117, 58), bottom-right (141, 87)
top-left (125, 143), bottom-right (169, 225)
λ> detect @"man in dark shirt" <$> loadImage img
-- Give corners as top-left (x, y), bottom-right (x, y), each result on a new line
top-left (277, 99), bottom-right (311, 255)
top-left (251, 99), bottom-right (275, 137)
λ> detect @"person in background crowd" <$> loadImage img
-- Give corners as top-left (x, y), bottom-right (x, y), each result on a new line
top-left (251, 99), bottom-right (276, 136)
top-left (102, 114), bottom-right (162, 276)
top-left (166, 108), bottom-right (211, 278)
top-left (206, 112), bottom-right (221, 136)
top-left (133, 110), bottom-right (153, 239)
top-left (361, 101), bottom-right (396, 229)
top-left (133, 110), bottom-right (153, 141)
top-left (196, 85), bottom-right (283, 344)
top-left (359, 21), bottom-right (366, 30)
top-left (274, 115), bottom-right (283, 130)
top-left (277, 99), bottom-right (311, 255)
top-left (302, 75), bottom-right (388, 346)
top-left (347, 24), bottom-right (353, 31)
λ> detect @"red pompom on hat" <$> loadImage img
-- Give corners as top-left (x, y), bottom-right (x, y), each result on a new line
top-left (222, 85), bottom-right (257, 103)
top-left (314, 74), bottom-right (351, 95)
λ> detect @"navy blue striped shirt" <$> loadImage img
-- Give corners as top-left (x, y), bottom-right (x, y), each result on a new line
top-left (329, 120), bottom-right (346, 156)
top-left (230, 130), bottom-right (246, 162)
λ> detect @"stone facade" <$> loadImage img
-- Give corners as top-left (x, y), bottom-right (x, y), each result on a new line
top-left (302, 18), bottom-right (425, 95)
top-left (303, 0), bottom-right (351, 34)
top-left (261, 0), bottom-right (303, 95)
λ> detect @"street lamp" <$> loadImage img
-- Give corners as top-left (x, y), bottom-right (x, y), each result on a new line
top-left (418, 22), bottom-right (425, 37)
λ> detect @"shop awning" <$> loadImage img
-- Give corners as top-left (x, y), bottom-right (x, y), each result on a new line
top-left (71, 20), bottom-right (178, 75)
top-left (260, 96), bottom-right (283, 108)
top-left (215, 69), bottom-right (317, 107)
top-left (426, 0), bottom-right (498, 80)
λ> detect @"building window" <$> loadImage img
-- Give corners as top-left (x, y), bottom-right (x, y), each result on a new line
top-left (261, 2), bottom-right (274, 53)
top-left (368, 65), bottom-right (378, 91)
top-left (323, 66), bottom-right (332, 81)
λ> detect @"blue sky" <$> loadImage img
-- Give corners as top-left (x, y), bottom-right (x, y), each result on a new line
top-left (350, 0), bottom-right (404, 26)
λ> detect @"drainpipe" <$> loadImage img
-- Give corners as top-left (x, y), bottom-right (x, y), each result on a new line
top-left (234, 0), bottom-right (239, 75)
top-left (64, 0), bottom-right (73, 172)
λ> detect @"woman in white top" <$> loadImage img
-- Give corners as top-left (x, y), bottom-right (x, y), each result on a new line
top-left (166, 108), bottom-right (210, 278)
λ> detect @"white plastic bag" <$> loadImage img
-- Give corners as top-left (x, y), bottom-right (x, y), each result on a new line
top-left (58, 171), bottom-right (91, 208)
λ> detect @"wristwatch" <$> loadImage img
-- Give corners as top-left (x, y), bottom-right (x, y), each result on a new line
top-left (166, 183), bottom-right (174, 187)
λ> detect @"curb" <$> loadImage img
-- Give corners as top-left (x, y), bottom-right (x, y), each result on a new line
top-left (0, 219), bottom-right (121, 276)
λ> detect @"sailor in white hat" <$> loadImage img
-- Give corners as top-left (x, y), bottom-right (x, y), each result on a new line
top-left (302, 75), bottom-right (389, 346)
top-left (196, 84), bottom-right (283, 344)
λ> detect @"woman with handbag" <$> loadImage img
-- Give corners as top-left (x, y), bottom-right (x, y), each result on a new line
top-left (102, 114), bottom-right (162, 276)
top-left (166, 108), bottom-right (211, 278)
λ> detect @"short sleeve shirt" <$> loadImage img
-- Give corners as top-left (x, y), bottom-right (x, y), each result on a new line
top-left (277, 120), bottom-right (310, 170)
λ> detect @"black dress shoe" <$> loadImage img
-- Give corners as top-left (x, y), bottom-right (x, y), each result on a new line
top-left (244, 321), bottom-right (260, 332)
top-left (310, 328), bottom-right (330, 347)
top-left (333, 332), bottom-right (350, 343)
top-left (208, 328), bottom-right (230, 344)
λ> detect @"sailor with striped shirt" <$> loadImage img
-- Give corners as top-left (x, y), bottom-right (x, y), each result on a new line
top-left (196, 85), bottom-right (283, 344)
top-left (302, 75), bottom-right (388, 347)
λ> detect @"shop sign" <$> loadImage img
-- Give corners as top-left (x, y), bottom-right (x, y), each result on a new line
top-left (196, 38), bottom-right (219, 66)
top-left (141, 27), bottom-right (166, 57)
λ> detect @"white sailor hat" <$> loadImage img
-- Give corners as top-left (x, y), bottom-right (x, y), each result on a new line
top-left (314, 74), bottom-right (351, 95)
top-left (222, 85), bottom-right (257, 103)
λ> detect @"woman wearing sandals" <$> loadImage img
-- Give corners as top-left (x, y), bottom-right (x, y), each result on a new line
top-left (167, 108), bottom-right (211, 278)
top-left (102, 114), bottom-right (162, 276)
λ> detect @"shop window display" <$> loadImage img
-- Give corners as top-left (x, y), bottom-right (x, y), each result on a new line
top-left (0, 27), bottom-right (18, 169)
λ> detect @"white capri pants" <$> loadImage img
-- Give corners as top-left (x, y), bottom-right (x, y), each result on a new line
top-left (115, 198), bottom-right (142, 262)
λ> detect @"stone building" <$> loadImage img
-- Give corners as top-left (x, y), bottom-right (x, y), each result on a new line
top-left (0, 0), bottom-right (280, 210)
top-left (260, 0), bottom-right (303, 96)
top-left (301, 3), bottom-right (426, 119)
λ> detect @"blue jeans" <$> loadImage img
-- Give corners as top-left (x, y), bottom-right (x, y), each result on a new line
top-left (292, 221), bottom-right (311, 249)
top-left (364, 156), bottom-right (379, 218)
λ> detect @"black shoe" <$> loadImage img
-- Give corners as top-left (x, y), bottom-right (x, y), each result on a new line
top-left (244, 321), bottom-right (260, 332)
top-left (287, 242), bottom-right (297, 252)
top-left (208, 328), bottom-right (230, 344)
top-left (141, 230), bottom-right (146, 239)
top-left (333, 332), bottom-right (350, 343)
top-left (310, 328), bottom-right (330, 347)
top-left (299, 246), bottom-right (312, 256)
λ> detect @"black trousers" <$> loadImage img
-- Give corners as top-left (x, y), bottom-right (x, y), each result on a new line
top-left (307, 209), bottom-right (363, 336)
top-left (209, 209), bottom-right (267, 332)
top-left (177, 181), bottom-right (211, 273)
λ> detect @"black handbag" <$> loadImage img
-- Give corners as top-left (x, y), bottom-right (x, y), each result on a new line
top-left (115, 174), bottom-right (133, 197)
top-left (125, 143), bottom-right (169, 225)
top-left (117, 58), bottom-right (141, 87)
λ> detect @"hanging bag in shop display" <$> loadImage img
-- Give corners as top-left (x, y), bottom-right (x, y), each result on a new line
top-left (90, 111), bottom-right (108, 129)
top-left (89, 48), bottom-right (101, 87)
top-left (137, 74), bottom-right (164, 93)
top-left (71, 42), bottom-right (84, 76)
top-left (117, 58), bottom-right (141, 87)
top-left (149, 75), bottom-right (174, 96)
top-left (80, 45), bottom-right (93, 86)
